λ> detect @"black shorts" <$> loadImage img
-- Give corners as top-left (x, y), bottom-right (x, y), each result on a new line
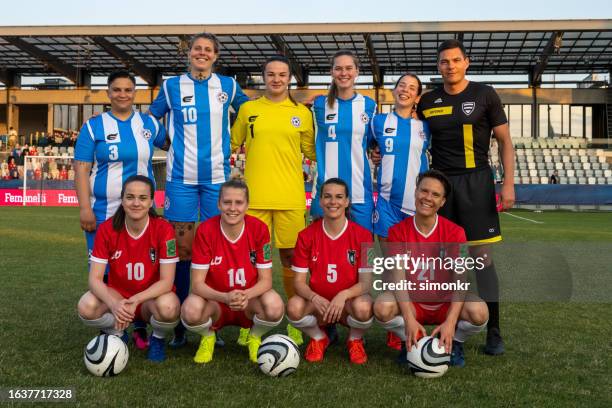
top-left (438, 167), bottom-right (501, 243)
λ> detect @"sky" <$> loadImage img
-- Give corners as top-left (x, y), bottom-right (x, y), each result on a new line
top-left (6, 0), bottom-right (611, 25)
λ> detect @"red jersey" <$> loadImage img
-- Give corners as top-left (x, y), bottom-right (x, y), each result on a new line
top-left (90, 216), bottom-right (178, 299)
top-left (387, 215), bottom-right (467, 306)
top-left (191, 215), bottom-right (272, 293)
top-left (292, 219), bottom-right (373, 301)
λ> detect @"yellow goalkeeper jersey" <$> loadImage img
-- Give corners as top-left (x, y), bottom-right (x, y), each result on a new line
top-left (231, 96), bottom-right (316, 210)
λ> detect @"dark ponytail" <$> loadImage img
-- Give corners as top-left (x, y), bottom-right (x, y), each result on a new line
top-left (112, 175), bottom-right (158, 231)
top-left (262, 55), bottom-right (297, 106)
top-left (327, 50), bottom-right (360, 108)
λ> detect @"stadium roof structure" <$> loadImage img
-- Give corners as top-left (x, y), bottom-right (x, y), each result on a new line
top-left (0, 20), bottom-right (611, 87)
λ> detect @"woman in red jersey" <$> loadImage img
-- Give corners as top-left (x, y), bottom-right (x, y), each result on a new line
top-left (77, 175), bottom-right (180, 362)
top-left (287, 178), bottom-right (374, 364)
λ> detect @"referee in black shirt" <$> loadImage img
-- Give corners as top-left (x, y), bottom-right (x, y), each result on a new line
top-left (417, 39), bottom-right (515, 355)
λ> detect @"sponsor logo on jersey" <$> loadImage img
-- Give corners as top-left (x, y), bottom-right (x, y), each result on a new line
top-left (182, 95), bottom-right (193, 103)
top-left (217, 91), bottom-right (228, 104)
top-left (360, 112), bottom-right (369, 123)
top-left (105, 133), bottom-right (119, 142)
top-left (347, 250), bottom-right (356, 265)
top-left (434, 97), bottom-right (443, 104)
top-left (111, 250), bottom-right (122, 260)
top-left (312, 254), bottom-right (318, 262)
top-left (263, 243), bottom-right (272, 262)
top-left (211, 256), bottom-right (223, 265)
top-left (166, 239), bottom-right (176, 257)
top-left (291, 116), bottom-right (301, 127)
top-left (149, 248), bottom-right (156, 263)
top-left (250, 249), bottom-right (257, 266)
top-left (141, 128), bottom-right (152, 140)
top-left (422, 106), bottom-right (453, 118)
top-left (384, 127), bottom-right (396, 134)
top-left (248, 115), bottom-right (258, 123)
top-left (326, 113), bottom-right (337, 121)
top-left (462, 102), bottom-right (475, 116)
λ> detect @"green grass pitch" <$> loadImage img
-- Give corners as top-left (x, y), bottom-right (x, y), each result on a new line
top-left (0, 207), bottom-right (611, 407)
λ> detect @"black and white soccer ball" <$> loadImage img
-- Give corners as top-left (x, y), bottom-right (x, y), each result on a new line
top-left (84, 334), bottom-right (129, 377)
top-left (257, 334), bottom-right (300, 377)
top-left (406, 336), bottom-right (450, 378)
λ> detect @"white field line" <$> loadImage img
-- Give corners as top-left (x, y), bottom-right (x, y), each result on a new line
top-left (502, 211), bottom-right (545, 224)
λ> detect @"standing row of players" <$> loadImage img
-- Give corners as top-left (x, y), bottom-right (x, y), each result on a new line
top-left (75, 33), bottom-right (514, 363)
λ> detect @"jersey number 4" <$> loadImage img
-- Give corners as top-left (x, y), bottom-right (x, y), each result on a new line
top-left (228, 268), bottom-right (247, 287)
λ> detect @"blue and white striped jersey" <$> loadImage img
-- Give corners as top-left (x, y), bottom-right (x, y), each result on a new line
top-left (75, 111), bottom-right (166, 223)
top-left (149, 73), bottom-right (249, 185)
top-left (371, 112), bottom-right (431, 214)
top-left (312, 94), bottom-right (377, 204)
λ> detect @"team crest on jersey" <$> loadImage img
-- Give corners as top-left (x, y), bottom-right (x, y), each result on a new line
top-left (249, 250), bottom-right (257, 266)
top-left (360, 112), bottom-right (369, 123)
top-left (291, 116), bottom-right (301, 128)
top-left (141, 128), bottom-right (152, 140)
top-left (462, 102), bottom-right (476, 116)
top-left (164, 196), bottom-right (170, 210)
top-left (217, 91), bottom-right (228, 104)
top-left (347, 250), bottom-right (356, 266)
top-left (111, 250), bottom-right (122, 260)
top-left (149, 248), bottom-right (156, 263)
top-left (372, 210), bottom-right (380, 224)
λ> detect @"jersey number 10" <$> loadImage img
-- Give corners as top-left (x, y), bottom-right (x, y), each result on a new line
top-left (126, 262), bottom-right (145, 281)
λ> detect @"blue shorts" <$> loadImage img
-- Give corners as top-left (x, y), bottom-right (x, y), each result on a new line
top-left (373, 196), bottom-right (413, 238)
top-left (310, 196), bottom-right (374, 232)
top-left (164, 180), bottom-right (221, 222)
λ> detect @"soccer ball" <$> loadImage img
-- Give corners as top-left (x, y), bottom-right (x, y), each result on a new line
top-left (257, 334), bottom-right (300, 377)
top-left (406, 336), bottom-right (450, 378)
top-left (84, 334), bottom-right (129, 377)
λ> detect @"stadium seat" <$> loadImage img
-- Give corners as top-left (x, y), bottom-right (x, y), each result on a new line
top-left (605, 170), bottom-right (612, 177)
top-left (559, 177), bottom-right (568, 184)
top-left (565, 163), bottom-right (574, 170)
top-left (540, 176), bottom-right (548, 184)
top-left (589, 156), bottom-right (598, 163)
top-left (576, 170), bottom-right (585, 177)
top-left (537, 163), bottom-right (546, 170)
top-left (529, 169), bottom-right (538, 177)
top-left (580, 155), bottom-right (589, 163)
top-left (597, 177), bottom-right (606, 184)
top-left (551, 148), bottom-right (559, 155)
top-left (560, 149), bottom-right (570, 156)
top-left (538, 169), bottom-right (548, 177)
top-left (555, 162), bottom-right (564, 170)
top-left (568, 177), bottom-right (577, 184)
top-left (514, 176), bottom-right (521, 184)
top-left (535, 155), bottom-right (543, 163)
top-left (607, 177), bottom-right (612, 184)
top-left (67, 146), bottom-right (75, 155)
top-left (583, 162), bottom-right (591, 170)
top-left (588, 177), bottom-right (596, 185)
top-left (566, 170), bottom-right (575, 178)
top-left (578, 177), bottom-right (587, 184)
top-left (544, 155), bottom-right (552, 163)
top-left (578, 149), bottom-right (586, 156)
top-left (531, 176), bottom-right (539, 184)
top-left (545, 162), bottom-right (554, 170)
top-left (528, 162), bottom-right (536, 170)
top-left (592, 162), bottom-right (600, 170)
top-left (598, 156), bottom-right (607, 164)
top-left (562, 156), bottom-right (570, 163)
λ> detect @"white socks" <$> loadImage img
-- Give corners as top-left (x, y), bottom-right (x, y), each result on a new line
top-left (453, 320), bottom-right (487, 343)
top-left (287, 315), bottom-right (326, 340)
top-left (375, 316), bottom-right (407, 341)
top-left (182, 317), bottom-right (213, 337)
top-left (150, 316), bottom-right (179, 339)
top-left (347, 316), bottom-right (373, 340)
top-left (250, 315), bottom-right (283, 338)
top-left (79, 312), bottom-right (123, 337)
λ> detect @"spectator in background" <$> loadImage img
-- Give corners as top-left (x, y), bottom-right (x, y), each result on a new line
top-left (549, 170), bottom-right (559, 184)
top-left (8, 127), bottom-right (18, 149)
top-left (1, 160), bottom-right (9, 179)
top-left (59, 165), bottom-right (69, 180)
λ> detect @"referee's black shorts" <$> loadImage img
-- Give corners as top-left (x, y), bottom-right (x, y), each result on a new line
top-left (438, 166), bottom-right (501, 244)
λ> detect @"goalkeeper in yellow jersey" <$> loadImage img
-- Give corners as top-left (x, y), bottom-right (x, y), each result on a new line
top-left (231, 55), bottom-right (316, 345)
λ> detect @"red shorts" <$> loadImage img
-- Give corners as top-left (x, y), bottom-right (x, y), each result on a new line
top-left (413, 302), bottom-right (450, 325)
top-left (212, 303), bottom-right (253, 330)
